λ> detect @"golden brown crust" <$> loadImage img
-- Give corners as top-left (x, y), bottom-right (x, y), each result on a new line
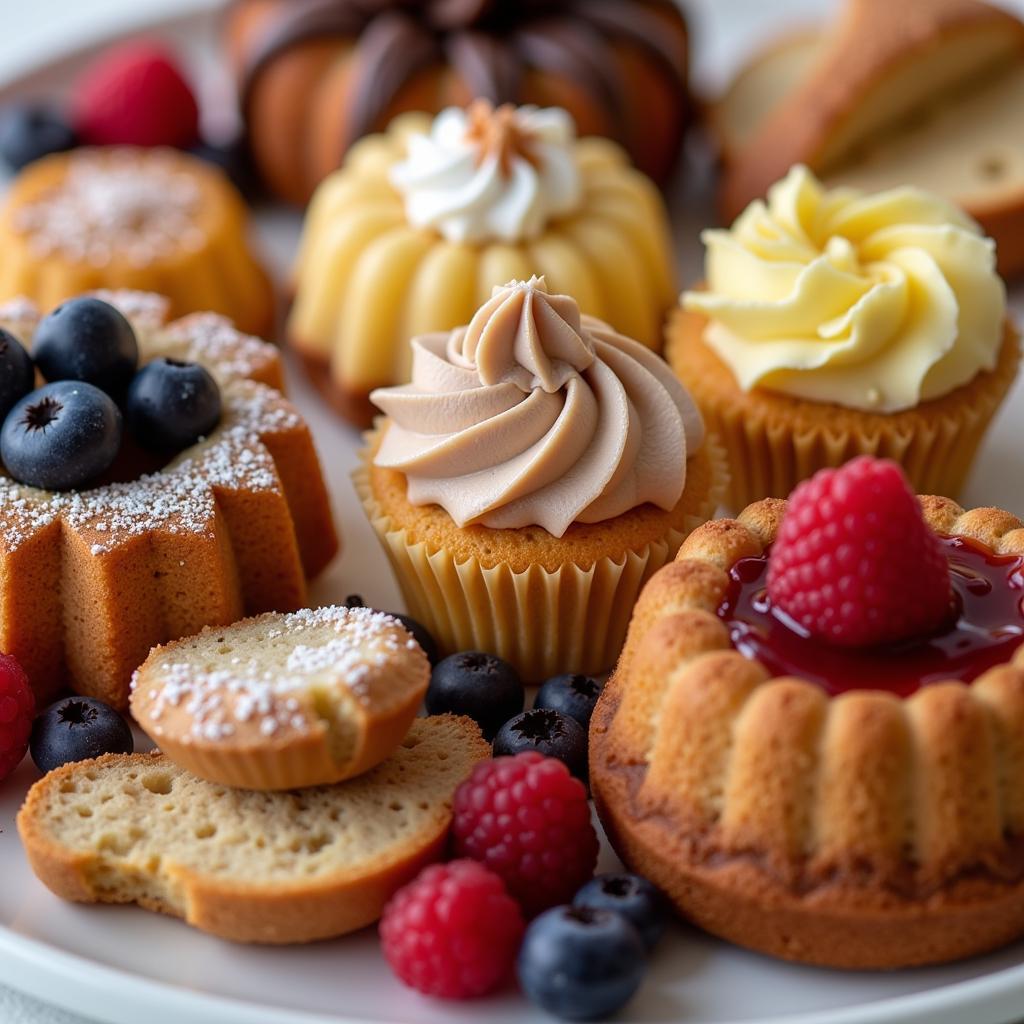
top-left (667, 308), bottom-right (1021, 511)
top-left (591, 497), bottom-right (1024, 968)
top-left (18, 719), bottom-right (490, 944)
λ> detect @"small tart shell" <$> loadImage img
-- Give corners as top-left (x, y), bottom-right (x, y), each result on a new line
top-left (131, 608), bottom-right (430, 791)
top-left (667, 307), bottom-right (1021, 512)
top-left (591, 496), bottom-right (1024, 969)
top-left (354, 422), bottom-right (728, 681)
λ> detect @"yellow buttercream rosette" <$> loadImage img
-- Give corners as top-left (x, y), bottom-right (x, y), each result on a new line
top-left (684, 165), bottom-right (1006, 412)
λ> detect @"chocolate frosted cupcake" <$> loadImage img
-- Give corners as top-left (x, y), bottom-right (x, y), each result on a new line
top-left (674, 165), bottom-right (1020, 511)
top-left (354, 276), bottom-right (725, 679)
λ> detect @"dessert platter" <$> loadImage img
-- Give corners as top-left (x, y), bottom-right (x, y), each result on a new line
top-left (2, 1), bottom-right (1024, 1023)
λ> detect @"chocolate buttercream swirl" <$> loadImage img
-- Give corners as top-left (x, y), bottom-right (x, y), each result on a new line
top-left (371, 277), bottom-right (705, 537)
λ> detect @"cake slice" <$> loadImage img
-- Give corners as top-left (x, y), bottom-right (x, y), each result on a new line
top-left (17, 715), bottom-right (488, 944)
top-left (714, 0), bottom-right (1024, 274)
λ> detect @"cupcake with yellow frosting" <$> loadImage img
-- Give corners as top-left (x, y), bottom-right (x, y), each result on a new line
top-left (354, 277), bottom-right (724, 680)
top-left (289, 100), bottom-right (676, 426)
top-left (675, 165), bottom-right (1020, 511)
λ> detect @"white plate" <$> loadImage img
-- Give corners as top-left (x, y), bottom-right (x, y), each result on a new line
top-left (2, 3), bottom-right (1024, 1023)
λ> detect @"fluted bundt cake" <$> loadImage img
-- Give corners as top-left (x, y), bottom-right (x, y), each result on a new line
top-left (289, 101), bottom-right (676, 426)
top-left (224, 0), bottom-right (691, 205)
top-left (0, 291), bottom-right (338, 709)
top-left (591, 457), bottom-right (1024, 969)
top-left (0, 148), bottom-right (274, 337)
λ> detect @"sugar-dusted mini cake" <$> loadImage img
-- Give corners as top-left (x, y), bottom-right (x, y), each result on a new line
top-left (591, 457), bottom-right (1024, 969)
top-left (0, 147), bottom-right (273, 336)
top-left (224, 0), bottom-right (691, 203)
top-left (289, 101), bottom-right (676, 426)
top-left (0, 291), bottom-right (337, 708)
top-left (131, 606), bottom-right (430, 791)
top-left (676, 165), bottom-right (1020, 510)
top-left (355, 276), bottom-right (725, 680)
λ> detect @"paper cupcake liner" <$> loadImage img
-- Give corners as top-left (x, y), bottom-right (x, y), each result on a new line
top-left (353, 434), bottom-right (726, 681)
top-left (669, 312), bottom-right (1021, 512)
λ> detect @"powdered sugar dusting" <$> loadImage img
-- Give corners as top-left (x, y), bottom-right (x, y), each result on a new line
top-left (155, 313), bottom-right (277, 383)
top-left (11, 150), bottom-right (206, 267)
top-left (135, 606), bottom-right (419, 743)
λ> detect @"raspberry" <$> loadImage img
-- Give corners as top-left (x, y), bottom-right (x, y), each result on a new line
top-left (380, 859), bottom-right (524, 999)
top-left (453, 752), bottom-right (598, 916)
top-left (72, 41), bottom-right (199, 148)
top-left (0, 653), bottom-right (35, 781)
top-left (767, 456), bottom-right (953, 647)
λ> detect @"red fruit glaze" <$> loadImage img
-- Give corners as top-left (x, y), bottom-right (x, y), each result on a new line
top-left (767, 457), bottom-right (953, 647)
top-left (379, 859), bottom-right (524, 1000)
top-left (721, 536), bottom-right (1024, 698)
top-left (0, 653), bottom-right (35, 780)
top-left (453, 752), bottom-right (598, 917)
top-left (73, 41), bottom-right (199, 148)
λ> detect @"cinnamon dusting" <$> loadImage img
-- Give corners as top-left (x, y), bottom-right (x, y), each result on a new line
top-left (463, 99), bottom-right (542, 174)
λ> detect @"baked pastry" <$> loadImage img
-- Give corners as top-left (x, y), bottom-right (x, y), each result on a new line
top-left (591, 458), bottom-right (1024, 969)
top-left (131, 606), bottom-right (430, 790)
top-left (0, 291), bottom-right (338, 709)
top-left (0, 147), bottom-right (274, 336)
top-left (224, 0), bottom-right (690, 205)
top-left (676, 165), bottom-right (1020, 511)
top-left (713, 0), bottom-right (1024, 276)
top-left (355, 276), bottom-right (724, 681)
top-left (18, 715), bottom-right (489, 944)
top-left (289, 101), bottom-right (676, 426)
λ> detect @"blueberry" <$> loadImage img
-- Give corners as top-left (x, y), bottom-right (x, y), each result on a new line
top-left (188, 136), bottom-right (255, 195)
top-left (1, 381), bottom-right (122, 491)
top-left (0, 328), bottom-right (35, 422)
top-left (517, 905), bottom-right (647, 1021)
top-left (346, 594), bottom-right (438, 665)
top-left (33, 298), bottom-right (138, 396)
top-left (426, 651), bottom-right (523, 740)
top-left (493, 707), bottom-right (587, 781)
top-left (535, 673), bottom-right (604, 728)
top-left (574, 874), bottom-right (667, 950)
top-left (126, 358), bottom-right (222, 454)
top-left (0, 104), bottom-right (77, 171)
top-left (30, 696), bottom-right (133, 774)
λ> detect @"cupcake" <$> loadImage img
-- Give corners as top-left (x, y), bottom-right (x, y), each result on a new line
top-left (289, 100), bottom-right (676, 426)
top-left (675, 165), bottom-right (1020, 511)
top-left (354, 277), bottom-right (725, 680)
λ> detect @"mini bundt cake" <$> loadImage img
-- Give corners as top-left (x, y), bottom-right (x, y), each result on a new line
top-left (289, 101), bottom-right (676, 426)
top-left (0, 148), bottom-right (274, 337)
top-left (591, 459), bottom-right (1024, 969)
top-left (0, 291), bottom-right (338, 709)
top-left (224, 0), bottom-right (691, 204)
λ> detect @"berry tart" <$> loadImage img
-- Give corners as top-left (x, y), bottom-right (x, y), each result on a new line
top-left (0, 291), bottom-right (337, 708)
top-left (677, 165), bottom-right (1020, 510)
top-left (224, 0), bottom-right (690, 203)
top-left (591, 456), bottom-right (1024, 968)
top-left (289, 101), bottom-right (676, 425)
top-left (356, 276), bottom-right (724, 680)
top-left (0, 147), bottom-right (273, 336)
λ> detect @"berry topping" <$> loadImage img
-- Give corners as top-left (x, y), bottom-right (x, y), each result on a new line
top-left (33, 297), bottom-right (138, 396)
top-left (125, 358), bottom-right (221, 454)
top-left (573, 873), bottom-right (667, 951)
top-left (380, 859), bottom-right (524, 999)
top-left (0, 328), bottom-right (35, 423)
top-left (30, 696), bottom-right (133, 774)
top-left (453, 752), bottom-right (598, 916)
top-left (345, 595), bottom-right (438, 665)
top-left (493, 707), bottom-right (588, 782)
top-left (72, 41), bottom-right (199, 148)
top-left (1, 381), bottom-right (122, 491)
top-left (426, 651), bottom-right (524, 740)
top-left (0, 105), bottom-right (77, 171)
top-left (0, 653), bottom-right (35, 782)
top-left (534, 673), bottom-right (604, 728)
top-left (517, 905), bottom-right (647, 1022)
top-left (188, 137), bottom-right (254, 195)
top-left (767, 457), bottom-right (954, 647)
